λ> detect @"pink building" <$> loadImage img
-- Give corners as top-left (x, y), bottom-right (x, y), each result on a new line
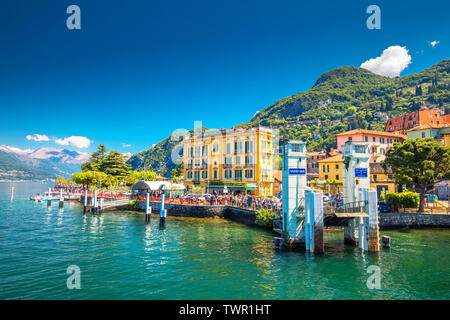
top-left (335, 129), bottom-right (406, 156)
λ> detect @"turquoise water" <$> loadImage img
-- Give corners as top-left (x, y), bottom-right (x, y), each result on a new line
top-left (0, 182), bottom-right (449, 300)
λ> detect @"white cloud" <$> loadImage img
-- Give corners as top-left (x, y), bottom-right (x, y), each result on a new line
top-left (429, 40), bottom-right (440, 48)
top-left (54, 136), bottom-right (91, 148)
top-left (122, 143), bottom-right (132, 148)
top-left (360, 45), bottom-right (412, 78)
top-left (26, 134), bottom-right (50, 142)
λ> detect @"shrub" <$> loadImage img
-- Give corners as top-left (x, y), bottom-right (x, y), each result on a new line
top-left (386, 190), bottom-right (419, 211)
top-left (255, 209), bottom-right (276, 227)
top-left (129, 199), bottom-right (140, 209)
top-left (399, 190), bottom-right (420, 208)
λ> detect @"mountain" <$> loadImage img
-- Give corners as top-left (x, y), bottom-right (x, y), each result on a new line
top-left (0, 150), bottom-right (56, 180)
top-left (0, 146), bottom-right (90, 180)
top-left (127, 128), bottom-right (207, 177)
top-left (237, 59), bottom-right (450, 151)
top-left (128, 60), bottom-right (450, 174)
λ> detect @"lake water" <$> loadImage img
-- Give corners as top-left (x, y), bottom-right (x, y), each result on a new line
top-left (0, 181), bottom-right (449, 299)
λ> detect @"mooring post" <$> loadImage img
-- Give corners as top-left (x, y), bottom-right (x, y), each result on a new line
top-left (367, 190), bottom-right (380, 252)
top-left (313, 191), bottom-right (324, 254)
top-left (99, 198), bottom-right (103, 214)
top-left (160, 191), bottom-right (166, 226)
top-left (304, 190), bottom-right (311, 252)
top-left (83, 189), bottom-right (88, 213)
top-left (160, 209), bottom-right (166, 226)
top-left (47, 188), bottom-right (52, 206)
top-left (93, 190), bottom-right (98, 214)
top-left (59, 188), bottom-right (64, 208)
top-left (382, 235), bottom-right (390, 248)
top-left (145, 192), bottom-right (151, 222)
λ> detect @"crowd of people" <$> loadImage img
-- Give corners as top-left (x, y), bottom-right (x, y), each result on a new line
top-left (135, 190), bottom-right (282, 211)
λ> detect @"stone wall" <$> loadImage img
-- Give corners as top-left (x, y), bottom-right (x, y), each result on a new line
top-left (379, 212), bottom-right (450, 229)
top-left (139, 201), bottom-right (224, 218)
top-left (138, 201), bottom-right (261, 226)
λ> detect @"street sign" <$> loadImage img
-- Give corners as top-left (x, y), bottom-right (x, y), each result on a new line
top-left (355, 168), bottom-right (368, 178)
top-left (289, 168), bottom-right (306, 175)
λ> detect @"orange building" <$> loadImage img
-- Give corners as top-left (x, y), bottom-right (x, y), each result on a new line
top-left (385, 108), bottom-right (445, 133)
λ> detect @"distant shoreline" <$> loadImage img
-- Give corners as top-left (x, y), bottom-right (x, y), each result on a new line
top-left (0, 180), bottom-right (54, 183)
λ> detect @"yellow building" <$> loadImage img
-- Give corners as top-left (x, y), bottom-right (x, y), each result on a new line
top-left (442, 132), bottom-right (450, 147)
top-left (182, 126), bottom-right (274, 197)
top-left (370, 163), bottom-right (396, 196)
top-left (318, 154), bottom-right (343, 181)
top-left (317, 154), bottom-right (396, 197)
top-left (317, 154), bottom-right (343, 194)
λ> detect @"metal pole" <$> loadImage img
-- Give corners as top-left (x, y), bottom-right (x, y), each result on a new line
top-left (83, 189), bottom-right (88, 213)
top-left (59, 188), bottom-right (64, 208)
top-left (47, 188), bottom-right (51, 206)
top-left (145, 192), bottom-right (151, 222)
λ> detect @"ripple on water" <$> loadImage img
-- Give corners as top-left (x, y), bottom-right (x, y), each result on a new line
top-left (0, 187), bottom-right (449, 299)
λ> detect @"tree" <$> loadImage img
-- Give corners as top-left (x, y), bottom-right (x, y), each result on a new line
top-left (71, 171), bottom-right (109, 189)
top-left (101, 151), bottom-right (131, 177)
top-left (81, 144), bottom-right (107, 171)
top-left (383, 139), bottom-right (450, 212)
top-left (170, 162), bottom-right (184, 184)
top-left (124, 170), bottom-right (156, 186)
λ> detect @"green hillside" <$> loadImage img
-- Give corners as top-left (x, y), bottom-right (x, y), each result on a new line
top-left (127, 127), bottom-right (207, 177)
top-left (0, 151), bottom-right (56, 180)
top-left (129, 60), bottom-right (449, 175)
top-left (238, 59), bottom-right (450, 151)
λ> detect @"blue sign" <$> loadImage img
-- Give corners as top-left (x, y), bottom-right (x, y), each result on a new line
top-left (355, 168), bottom-right (368, 178)
top-left (289, 168), bottom-right (306, 175)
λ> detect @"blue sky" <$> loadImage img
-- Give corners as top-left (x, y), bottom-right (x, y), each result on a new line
top-left (0, 0), bottom-right (448, 154)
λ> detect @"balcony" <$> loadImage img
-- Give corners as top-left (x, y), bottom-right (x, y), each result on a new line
top-left (244, 163), bottom-right (254, 168)
top-left (223, 164), bottom-right (232, 168)
top-left (201, 164), bottom-right (208, 169)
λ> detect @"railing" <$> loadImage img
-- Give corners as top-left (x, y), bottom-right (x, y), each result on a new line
top-left (223, 164), bottom-right (232, 168)
top-left (335, 200), bottom-right (368, 214)
top-left (136, 194), bottom-right (282, 211)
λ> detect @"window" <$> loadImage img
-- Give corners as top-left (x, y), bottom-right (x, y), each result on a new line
top-left (213, 144), bottom-right (219, 152)
top-left (422, 132), bottom-right (425, 138)
top-left (194, 171), bottom-right (200, 181)
top-left (373, 174), bottom-right (377, 181)
top-left (245, 155), bottom-right (253, 166)
top-left (245, 169), bottom-right (253, 178)
top-left (201, 171), bottom-right (208, 179)
top-left (323, 164), bottom-right (326, 172)
top-left (225, 170), bottom-right (232, 179)
top-left (327, 165), bottom-right (329, 172)
top-left (335, 164), bottom-right (339, 169)
top-left (372, 137), bottom-right (376, 142)
top-left (187, 171), bottom-right (192, 179)
top-left (235, 170), bottom-right (242, 181)
top-left (336, 175), bottom-right (339, 180)
top-left (214, 170), bottom-right (217, 179)
top-left (325, 175), bottom-right (328, 179)
top-left (348, 137), bottom-right (352, 142)
top-left (355, 145), bottom-right (366, 154)
top-left (245, 141), bottom-right (253, 153)
top-left (291, 143), bottom-right (301, 152)
top-left (365, 136), bottom-right (368, 142)
top-left (237, 142), bottom-right (243, 153)
top-left (236, 156), bottom-right (240, 165)
top-left (227, 143), bottom-right (231, 154)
